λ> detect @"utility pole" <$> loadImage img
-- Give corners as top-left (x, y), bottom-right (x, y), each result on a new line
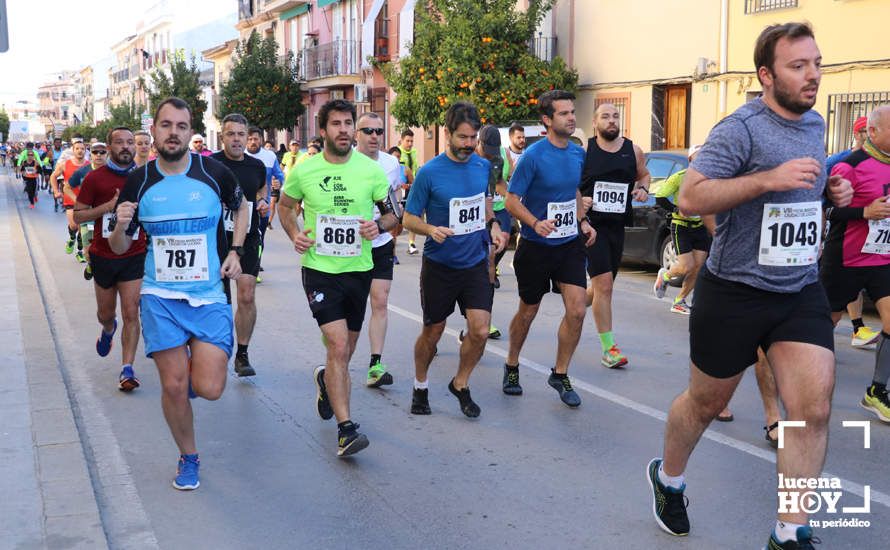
top-left (0, 0), bottom-right (9, 53)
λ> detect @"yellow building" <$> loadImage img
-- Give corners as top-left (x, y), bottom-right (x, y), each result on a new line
top-left (554, 0), bottom-right (890, 154)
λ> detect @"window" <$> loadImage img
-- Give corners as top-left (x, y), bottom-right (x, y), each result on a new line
top-left (595, 93), bottom-right (631, 138)
top-left (825, 91), bottom-right (890, 154)
top-left (745, 0), bottom-right (798, 14)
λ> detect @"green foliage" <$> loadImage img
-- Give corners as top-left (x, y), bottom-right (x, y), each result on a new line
top-left (143, 50), bottom-right (208, 134)
top-left (0, 108), bottom-right (9, 141)
top-left (219, 30), bottom-right (304, 131)
top-left (379, 0), bottom-right (577, 128)
top-left (60, 100), bottom-right (143, 142)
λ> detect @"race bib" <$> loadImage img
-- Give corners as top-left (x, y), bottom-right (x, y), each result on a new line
top-left (315, 215), bottom-right (362, 257)
top-left (24, 166), bottom-right (37, 176)
top-left (758, 202), bottom-right (821, 266)
top-left (223, 201), bottom-right (253, 233)
top-left (592, 181), bottom-right (628, 214)
top-left (101, 213), bottom-right (140, 240)
top-left (152, 235), bottom-right (209, 282)
top-left (546, 199), bottom-right (578, 239)
top-left (448, 193), bottom-right (485, 235)
top-left (862, 218), bottom-right (890, 255)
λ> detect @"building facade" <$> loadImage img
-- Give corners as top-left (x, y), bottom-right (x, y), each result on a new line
top-left (37, 72), bottom-right (78, 135)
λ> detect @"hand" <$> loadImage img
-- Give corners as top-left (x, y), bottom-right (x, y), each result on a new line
top-left (534, 219), bottom-right (556, 237)
top-left (581, 196), bottom-right (593, 212)
top-left (256, 198), bottom-right (270, 217)
top-left (115, 201), bottom-right (137, 226)
top-left (358, 219), bottom-right (379, 240)
top-left (581, 220), bottom-right (597, 247)
top-left (491, 227), bottom-right (508, 253)
top-left (632, 187), bottom-right (648, 202)
top-left (429, 226), bottom-right (454, 244)
top-left (293, 228), bottom-right (315, 254)
top-left (53, 190), bottom-right (62, 200)
top-left (827, 174), bottom-right (854, 208)
top-left (764, 158), bottom-right (821, 192)
top-left (103, 189), bottom-right (120, 213)
top-left (220, 252), bottom-right (242, 279)
top-left (271, 179), bottom-right (281, 191)
top-left (864, 196), bottom-right (890, 220)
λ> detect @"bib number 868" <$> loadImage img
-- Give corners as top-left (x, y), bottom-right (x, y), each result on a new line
top-left (165, 249), bottom-right (196, 268)
top-left (766, 221), bottom-right (818, 247)
top-left (323, 227), bottom-right (357, 245)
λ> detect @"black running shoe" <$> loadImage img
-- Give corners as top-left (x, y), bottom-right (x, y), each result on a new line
top-left (646, 458), bottom-right (690, 536)
top-left (234, 354), bottom-right (256, 377)
top-left (502, 365), bottom-right (523, 396)
top-left (547, 370), bottom-right (581, 407)
top-left (313, 365), bottom-right (334, 420)
top-left (410, 387), bottom-right (431, 415)
top-left (765, 525), bottom-right (820, 549)
top-left (337, 422), bottom-right (369, 457)
top-left (448, 379), bottom-right (480, 418)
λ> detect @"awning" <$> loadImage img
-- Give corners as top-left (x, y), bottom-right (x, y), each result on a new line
top-left (318, 0), bottom-right (339, 8)
top-left (399, 0), bottom-right (417, 59)
top-left (360, 0), bottom-right (387, 70)
top-left (279, 4), bottom-right (309, 21)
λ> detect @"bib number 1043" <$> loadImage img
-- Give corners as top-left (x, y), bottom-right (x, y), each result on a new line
top-left (758, 202), bottom-right (821, 266)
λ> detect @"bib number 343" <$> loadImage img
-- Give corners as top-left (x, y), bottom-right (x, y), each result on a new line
top-left (546, 199), bottom-right (578, 239)
top-left (758, 202), bottom-right (821, 266)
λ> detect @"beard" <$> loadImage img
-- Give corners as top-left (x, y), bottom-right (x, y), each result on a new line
top-left (158, 141), bottom-right (189, 162)
top-left (325, 136), bottom-right (352, 157)
top-left (449, 143), bottom-right (474, 161)
top-left (598, 126), bottom-right (620, 141)
top-left (773, 75), bottom-right (818, 115)
top-left (111, 150), bottom-right (133, 165)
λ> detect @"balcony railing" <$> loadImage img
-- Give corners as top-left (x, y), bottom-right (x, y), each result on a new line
top-left (745, 0), bottom-right (798, 14)
top-left (528, 36), bottom-right (557, 63)
top-left (300, 40), bottom-right (360, 81)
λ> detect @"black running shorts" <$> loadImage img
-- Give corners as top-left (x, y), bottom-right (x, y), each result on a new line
top-left (585, 220), bottom-right (625, 278)
top-left (370, 240), bottom-right (395, 281)
top-left (821, 262), bottom-right (890, 312)
top-left (514, 236), bottom-right (587, 305)
top-left (690, 268), bottom-right (834, 378)
top-left (90, 253), bottom-right (146, 290)
top-left (420, 257), bottom-right (493, 325)
top-left (671, 222), bottom-right (711, 255)
top-left (301, 267), bottom-right (372, 332)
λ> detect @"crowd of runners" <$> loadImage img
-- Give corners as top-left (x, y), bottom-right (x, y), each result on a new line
top-left (5, 21), bottom-right (888, 550)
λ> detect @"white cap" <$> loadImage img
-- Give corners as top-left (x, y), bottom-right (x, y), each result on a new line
top-left (687, 144), bottom-right (703, 159)
top-left (191, 134), bottom-right (205, 143)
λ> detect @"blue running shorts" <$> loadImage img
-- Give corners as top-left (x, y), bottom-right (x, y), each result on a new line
top-left (140, 294), bottom-right (234, 358)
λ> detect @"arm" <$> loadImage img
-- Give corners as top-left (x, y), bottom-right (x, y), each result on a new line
top-left (576, 189), bottom-right (595, 246)
top-left (73, 193), bottom-right (117, 224)
top-left (49, 164), bottom-right (64, 197)
top-left (702, 214), bottom-right (717, 237)
top-left (632, 143), bottom-right (651, 195)
top-left (109, 202), bottom-right (137, 255)
top-left (504, 192), bottom-right (556, 238)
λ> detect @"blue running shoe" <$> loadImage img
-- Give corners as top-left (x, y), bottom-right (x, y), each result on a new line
top-left (96, 319), bottom-right (117, 357)
top-left (765, 525), bottom-right (820, 549)
top-left (172, 454), bottom-right (200, 490)
top-left (118, 365), bottom-right (140, 392)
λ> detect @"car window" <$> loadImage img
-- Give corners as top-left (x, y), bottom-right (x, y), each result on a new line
top-left (646, 157), bottom-right (677, 181)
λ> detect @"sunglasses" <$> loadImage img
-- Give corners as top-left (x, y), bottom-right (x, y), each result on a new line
top-left (358, 128), bottom-right (385, 136)
top-left (92, 150), bottom-right (107, 155)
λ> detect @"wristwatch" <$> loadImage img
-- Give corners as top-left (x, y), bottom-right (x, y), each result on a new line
top-left (375, 219), bottom-right (385, 234)
top-left (229, 245), bottom-right (245, 257)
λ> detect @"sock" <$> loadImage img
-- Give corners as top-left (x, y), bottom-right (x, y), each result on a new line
top-left (872, 332), bottom-right (890, 387)
top-left (870, 382), bottom-right (887, 395)
top-left (851, 317), bottom-right (865, 332)
top-left (550, 368), bottom-right (566, 379)
top-left (598, 331), bottom-right (615, 353)
top-left (68, 227), bottom-right (76, 241)
top-left (774, 520), bottom-right (806, 542)
top-left (369, 354), bottom-right (382, 367)
top-left (414, 378), bottom-right (428, 390)
top-left (505, 363), bottom-right (519, 372)
top-left (337, 420), bottom-right (356, 434)
top-left (673, 296), bottom-right (685, 304)
top-left (237, 344), bottom-right (248, 357)
top-left (662, 270), bottom-right (671, 282)
top-left (76, 231), bottom-right (83, 251)
top-left (657, 462), bottom-right (685, 489)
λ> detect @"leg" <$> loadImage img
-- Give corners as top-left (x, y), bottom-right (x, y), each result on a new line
top-left (767, 342), bottom-right (834, 525)
top-left (368, 278), bottom-right (391, 356)
top-left (234, 275), bottom-right (258, 346)
top-left (555, 283), bottom-right (587, 374)
top-left (847, 292), bottom-right (864, 329)
top-left (673, 252), bottom-right (698, 301)
top-left (588, 271), bottom-right (614, 334)
top-left (755, 348), bottom-right (782, 433)
top-left (662, 363), bottom-right (744, 476)
top-left (506, 300), bottom-right (540, 366)
top-left (414, 321), bottom-right (446, 384)
top-left (189, 339), bottom-right (229, 400)
top-left (117, 279), bottom-right (142, 366)
top-left (152, 345), bottom-right (197, 454)
top-left (93, 283), bottom-right (118, 335)
top-left (455, 309), bottom-right (491, 388)
top-left (319, 319), bottom-right (353, 423)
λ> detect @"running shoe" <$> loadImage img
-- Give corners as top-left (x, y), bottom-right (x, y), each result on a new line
top-left (64, 239), bottom-right (74, 254)
top-left (337, 422), bottom-right (369, 457)
top-left (861, 384), bottom-right (890, 423)
top-left (646, 458), bottom-right (690, 536)
top-left (601, 344), bottom-right (628, 369)
top-left (313, 365), bottom-right (334, 420)
top-left (75, 251), bottom-right (86, 263)
top-left (764, 525), bottom-right (820, 549)
top-left (448, 379), bottom-right (481, 417)
top-left (407, 242), bottom-right (418, 255)
top-left (28, 203), bottom-right (34, 209)
top-left (393, 255), bottom-right (400, 265)
top-left (83, 265), bottom-right (92, 280)
top-left (851, 326), bottom-right (880, 347)
top-left (654, 267), bottom-right (668, 299)
top-left (118, 365), bottom-right (140, 392)
top-left (547, 370), bottom-right (581, 407)
top-left (493, 276), bottom-right (500, 289)
top-left (256, 274), bottom-right (263, 284)
top-left (502, 365), bottom-right (522, 396)
top-left (172, 454), bottom-right (200, 490)
top-left (234, 354), bottom-right (256, 377)
top-left (366, 362), bottom-right (393, 387)
top-left (410, 387), bottom-right (431, 415)
top-left (488, 325), bottom-right (501, 339)
top-left (671, 299), bottom-right (691, 315)
top-left (96, 319), bottom-right (117, 357)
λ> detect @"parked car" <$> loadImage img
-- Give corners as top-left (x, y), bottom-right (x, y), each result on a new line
top-left (621, 151), bottom-right (689, 269)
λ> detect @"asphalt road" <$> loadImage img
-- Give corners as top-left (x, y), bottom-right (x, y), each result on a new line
top-left (8, 171), bottom-right (889, 549)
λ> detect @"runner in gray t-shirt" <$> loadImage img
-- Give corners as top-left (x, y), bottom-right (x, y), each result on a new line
top-left (645, 23), bottom-right (853, 549)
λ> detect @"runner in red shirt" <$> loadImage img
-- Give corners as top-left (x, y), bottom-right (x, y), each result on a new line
top-left (50, 140), bottom-right (89, 259)
top-left (74, 127), bottom-right (147, 391)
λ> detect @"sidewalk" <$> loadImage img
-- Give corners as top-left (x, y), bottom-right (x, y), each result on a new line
top-left (0, 171), bottom-right (107, 549)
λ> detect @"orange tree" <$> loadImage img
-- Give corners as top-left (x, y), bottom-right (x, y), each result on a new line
top-left (379, 0), bottom-right (577, 128)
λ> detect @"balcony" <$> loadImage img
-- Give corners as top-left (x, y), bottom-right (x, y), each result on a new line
top-left (744, 0), bottom-right (797, 14)
top-left (528, 35), bottom-right (557, 63)
top-left (300, 40), bottom-right (361, 84)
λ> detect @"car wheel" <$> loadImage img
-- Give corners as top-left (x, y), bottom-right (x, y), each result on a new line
top-left (658, 234), bottom-right (684, 287)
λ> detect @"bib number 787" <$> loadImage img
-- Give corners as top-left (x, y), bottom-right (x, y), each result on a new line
top-left (165, 248), bottom-right (196, 268)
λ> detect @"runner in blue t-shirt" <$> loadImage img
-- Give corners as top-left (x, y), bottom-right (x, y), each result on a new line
top-left (502, 89), bottom-right (595, 406)
top-left (110, 98), bottom-right (249, 492)
top-left (403, 102), bottom-right (508, 418)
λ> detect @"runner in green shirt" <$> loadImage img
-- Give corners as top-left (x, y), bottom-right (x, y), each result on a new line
top-left (278, 99), bottom-right (397, 458)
